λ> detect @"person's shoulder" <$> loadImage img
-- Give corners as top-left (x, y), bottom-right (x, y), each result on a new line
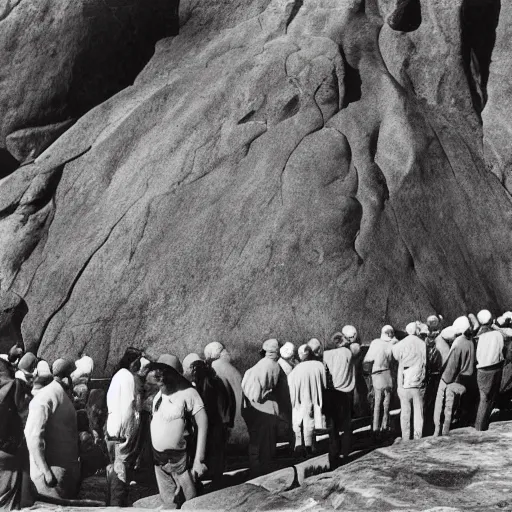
top-left (178, 386), bottom-right (202, 400)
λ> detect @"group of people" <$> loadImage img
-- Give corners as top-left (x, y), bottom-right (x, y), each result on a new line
top-left (0, 307), bottom-right (510, 509)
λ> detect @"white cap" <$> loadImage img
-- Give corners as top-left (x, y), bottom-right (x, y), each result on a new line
top-left (262, 339), bottom-right (279, 353)
top-left (453, 316), bottom-right (471, 335)
top-left (298, 344), bottom-right (310, 361)
top-left (381, 325), bottom-right (394, 341)
top-left (342, 325), bottom-right (357, 341)
top-left (307, 338), bottom-right (322, 355)
top-left (279, 342), bottom-right (295, 359)
top-left (441, 326), bottom-right (456, 341)
top-left (204, 342), bottom-right (225, 360)
top-left (405, 322), bottom-right (418, 335)
top-left (477, 310), bottom-right (492, 325)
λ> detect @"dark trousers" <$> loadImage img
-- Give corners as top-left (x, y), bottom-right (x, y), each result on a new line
top-left (242, 406), bottom-right (278, 475)
top-left (323, 390), bottom-right (352, 468)
top-left (475, 365), bottom-right (503, 431)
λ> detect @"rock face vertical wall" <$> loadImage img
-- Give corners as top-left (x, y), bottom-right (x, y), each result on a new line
top-left (0, 0), bottom-right (179, 164)
top-left (0, 0), bottom-right (511, 373)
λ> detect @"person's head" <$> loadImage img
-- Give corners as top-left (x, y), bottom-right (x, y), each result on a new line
top-left (497, 316), bottom-right (509, 327)
top-left (73, 384), bottom-right (89, 410)
top-left (405, 322), bottom-right (419, 336)
top-left (262, 339), bottom-right (279, 360)
top-left (467, 313), bottom-right (480, 335)
top-left (477, 309), bottom-right (493, 326)
top-left (298, 344), bottom-right (313, 362)
top-left (52, 358), bottom-right (76, 380)
top-left (381, 325), bottom-right (395, 342)
top-left (116, 347), bottom-right (142, 375)
top-left (189, 360), bottom-right (215, 386)
top-left (308, 337), bottom-right (324, 356)
top-left (440, 326), bottom-right (456, 345)
top-left (341, 325), bottom-right (358, 344)
top-left (36, 360), bottom-right (52, 377)
top-left (157, 354), bottom-right (183, 374)
top-left (8, 345), bottom-right (23, 365)
top-left (204, 342), bottom-right (225, 362)
top-left (279, 342), bottom-right (295, 361)
top-left (417, 322), bottom-right (429, 340)
top-left (426, 315), bottom-right (441, 334)
top-left (452, 316), bottom-right (471, 337)
top-left (18, 352), bottom-right (38, 375)
top-left (183, 353), bottom-right (201, 380)
top-left (146, 362), bottom-right (191, 394)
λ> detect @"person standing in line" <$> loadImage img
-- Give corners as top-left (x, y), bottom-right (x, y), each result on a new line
top-left (323, 328), bottom-right (359, 469)
top-left (241, 339), bottom-right (290, 475)
top-left (24, 358), bottom-right (79, 500)
top-left (288, 344), bottom-right (326, 456)
top-left (148, 362), bottom-right (207, 509)
top-left (423, 319), bottom-right (444, 436)
top-left (474, 310), bottom-right (504, 431)
top-left (204, 342), bottom-right (244, 442)
top-left (189, 360), bottom-right (229, 487)
top-left (392, 322), bottom-right (427, 441)
top-left (105, 347), bottom-right (143, 506)
top-left (363, 325), bottom-right (396, 435)
top-left (433, 316), bottom-right (475, 436)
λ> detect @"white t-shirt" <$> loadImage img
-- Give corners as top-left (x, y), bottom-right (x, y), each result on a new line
top-left (151, 387), bottom-right (204, 452)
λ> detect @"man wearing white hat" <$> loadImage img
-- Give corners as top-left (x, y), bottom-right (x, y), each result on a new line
top-left (363, 326), bottom-right (396, 434)
top-left (433, 316), bottom-right (475, 436)
top-left (392, 322), bottom-right (427, 440)
top-left (288, 345), bottom-right (326, 456)
top-left (241, 339), bottom-right (291, 474)
top-left (323, 326), bottom-right (360, 468)
top-left (25, 358), bottom-right (79, 500)
top-left (475, 310), bottom-right (504, 431)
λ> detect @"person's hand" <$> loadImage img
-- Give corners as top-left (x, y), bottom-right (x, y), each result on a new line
top-left (44, 469), bottom-right (57, 487)
top-left (192, 459), bottom-right (208, 479)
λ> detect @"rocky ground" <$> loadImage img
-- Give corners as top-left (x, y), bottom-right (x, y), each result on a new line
top-left (24, 415), bottom-right (512, 511)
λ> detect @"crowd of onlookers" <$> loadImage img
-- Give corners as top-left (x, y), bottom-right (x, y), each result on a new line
top-left (0, 308), bottom-right (511, 509)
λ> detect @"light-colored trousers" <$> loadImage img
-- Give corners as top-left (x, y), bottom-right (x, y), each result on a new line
top-left (398, 387), bottom-right (425, 440)
top-left (433, 380), bottom-right (466, 436)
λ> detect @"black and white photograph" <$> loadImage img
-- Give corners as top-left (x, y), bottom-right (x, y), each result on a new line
top-left (0, 0), bottom-right (510, 510)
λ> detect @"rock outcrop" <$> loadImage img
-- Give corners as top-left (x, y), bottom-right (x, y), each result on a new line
top-left (0, 0), bottom-right (180, 163)
top-left (483, 1), bottom-right (512, 191)
top-left (0, 0), bottom-right (512, 373)
top-left (182, 422), bottom-right (512, 511)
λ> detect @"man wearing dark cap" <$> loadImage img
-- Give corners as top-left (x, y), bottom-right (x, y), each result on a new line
top-left (24, 358), bottom-right (79, 500)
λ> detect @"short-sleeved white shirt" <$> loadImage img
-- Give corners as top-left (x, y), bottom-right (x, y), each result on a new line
top-left (150, 387), bottom-right (204, 452)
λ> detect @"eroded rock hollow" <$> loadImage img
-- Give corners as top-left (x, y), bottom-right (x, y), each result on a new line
top-left (0, 0), bottom-right (511, 373)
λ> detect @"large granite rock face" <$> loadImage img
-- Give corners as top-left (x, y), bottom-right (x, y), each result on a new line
top-left (183, 422), bottom-right (512, 511)
top-left (0, 0), bottom-right (179, 163)
top-left (483, 1), bottom-right (512, 191)
top-left (1, 0), bottom-right (512, 372)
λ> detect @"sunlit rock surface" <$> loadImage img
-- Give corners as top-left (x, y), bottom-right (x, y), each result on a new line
top-left (0, 0), bottom-right (511, 373)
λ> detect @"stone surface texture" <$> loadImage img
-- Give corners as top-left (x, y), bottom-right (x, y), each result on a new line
top-left (0, 0), bottom-right (511, 373)
top-left (182, 422), bottom-right (512, 511)
top-left (0, 0), bottom-right (179, 158)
